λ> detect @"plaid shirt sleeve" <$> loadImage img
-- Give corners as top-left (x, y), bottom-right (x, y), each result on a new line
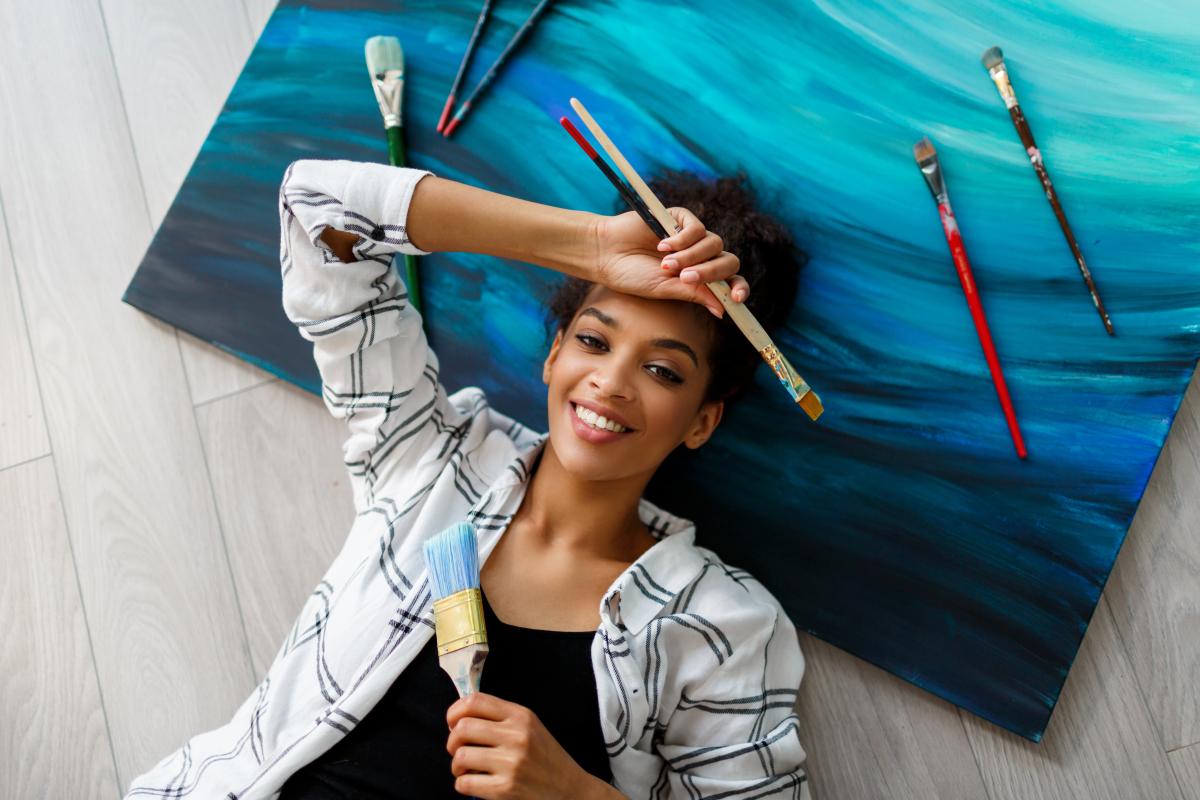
top-left (278, 159), bottom-right (445, 507)
top-left (656, 596), bottom-right (812, 799)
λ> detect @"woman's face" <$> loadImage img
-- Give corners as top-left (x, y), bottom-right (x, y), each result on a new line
top-left (541, 285), bottom-right (724, 483)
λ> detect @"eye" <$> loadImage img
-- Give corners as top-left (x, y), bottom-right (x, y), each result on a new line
top-left (575, 333), bottom-right (607, 350)
top-left (648, 365), bottom-right (684, 384)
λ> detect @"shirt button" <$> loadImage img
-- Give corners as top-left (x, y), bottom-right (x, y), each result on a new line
top-left (369, 226), bottom-right (385, 240)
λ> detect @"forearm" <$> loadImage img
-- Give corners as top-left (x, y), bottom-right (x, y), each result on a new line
top-left (404, 175), bottom-right (599, 279)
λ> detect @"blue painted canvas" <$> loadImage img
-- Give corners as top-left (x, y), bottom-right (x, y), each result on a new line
top-left (123, 0), bottom-right (1200, 741)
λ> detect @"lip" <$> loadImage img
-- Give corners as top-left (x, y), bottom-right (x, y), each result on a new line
top-left (568, 401), bottom-right (635, 444)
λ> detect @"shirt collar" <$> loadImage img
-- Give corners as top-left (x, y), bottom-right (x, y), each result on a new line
top-left (495, 433), bottom-right (708, 636)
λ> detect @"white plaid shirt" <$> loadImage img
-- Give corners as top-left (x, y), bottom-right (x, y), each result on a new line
top-left (125, 159), bottom-right (811, 799)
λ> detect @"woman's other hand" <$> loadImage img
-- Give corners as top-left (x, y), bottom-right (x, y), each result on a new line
top-left (592, 207), bottom-right (750, 318)
top-left (446, 692), bottom-right (619, 799)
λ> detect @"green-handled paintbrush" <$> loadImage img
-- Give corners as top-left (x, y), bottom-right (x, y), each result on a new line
top-left (365, 35), bottom-right (424, 315)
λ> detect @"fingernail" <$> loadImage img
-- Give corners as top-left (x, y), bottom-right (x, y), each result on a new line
top-left (662, 258), bottom-right (678, 270)
top-left (657, 240), bottom-right (672, 251)
top-left (680, 269), bottom-right (698, 283)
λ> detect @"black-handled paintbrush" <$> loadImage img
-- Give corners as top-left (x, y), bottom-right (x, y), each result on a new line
top-left (982, 46), bottom-right (1114, 336)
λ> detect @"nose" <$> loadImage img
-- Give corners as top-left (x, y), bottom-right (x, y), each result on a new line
top-left (589, 356), bottom-right (636, 402)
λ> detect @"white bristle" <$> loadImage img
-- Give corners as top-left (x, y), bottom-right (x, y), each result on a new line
top-left (423, 522), bottom-right (480, 600)
top-left (365, 35), bottom-right (404, 78)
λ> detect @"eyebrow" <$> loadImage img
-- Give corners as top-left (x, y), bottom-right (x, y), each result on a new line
top-left (577, 307), bottom-right (699, 368)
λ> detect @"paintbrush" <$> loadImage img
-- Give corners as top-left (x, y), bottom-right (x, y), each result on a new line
top-left (566, 97), bottom-right (824, 421)
top-left (913, 137), bottom-right (1027, 459)
top-left (365, 35), bottom-right (424, 315)
top-left (438, 0), bottom-right (494, 133)
top-left (423, 522), bottom-right (489, 698)
top-left (981, 46), bottom-right (1114, 336)
top-left (559, 116), bottom-right (666, 237)
top-left (444, 0), bottom-right (557, 138)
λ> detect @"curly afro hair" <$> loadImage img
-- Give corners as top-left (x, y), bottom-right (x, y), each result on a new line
top-left (544, 167), bottom-right (805, 407)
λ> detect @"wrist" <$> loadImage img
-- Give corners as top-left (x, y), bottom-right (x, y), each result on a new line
top-left (533, 209), bottom-right (601, 281)
top-left (578, 772), bottom-right (626, 800)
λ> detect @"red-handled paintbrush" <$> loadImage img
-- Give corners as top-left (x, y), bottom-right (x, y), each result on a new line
top-left (914, 137), bottom-right (1027, 459)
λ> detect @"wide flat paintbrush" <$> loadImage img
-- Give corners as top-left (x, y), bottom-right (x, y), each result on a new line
top-left (423, 522), bottom-right (489, 698)
top-left (981, 45), bottom-right (1114, 336)
top-left (566, 97), bottom-right (823, 421)
top-left (365, 35), bottom-right (425, 315)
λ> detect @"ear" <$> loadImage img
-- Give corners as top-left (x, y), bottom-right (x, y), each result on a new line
top-left (683, 399), bottom-right (724, 449)
top-left (542, 329), bottom-right (565, 385)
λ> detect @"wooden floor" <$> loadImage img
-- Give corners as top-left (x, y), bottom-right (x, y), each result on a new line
top-left (0, 1), bottom-right (1195, 797)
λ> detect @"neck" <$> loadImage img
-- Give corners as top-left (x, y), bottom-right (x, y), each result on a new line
top-left (515, 439), bottom-right (653, 562)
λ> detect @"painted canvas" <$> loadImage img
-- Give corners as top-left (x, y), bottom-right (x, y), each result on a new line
top-left (123, 0), bottom-right (1200, 741)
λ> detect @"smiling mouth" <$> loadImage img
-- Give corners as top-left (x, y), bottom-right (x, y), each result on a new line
top-left (571, 402), bottom-right (635, 434)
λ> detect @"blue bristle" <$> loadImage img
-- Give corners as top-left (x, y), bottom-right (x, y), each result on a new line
top-left (423, 522), bottom-right (480, 600)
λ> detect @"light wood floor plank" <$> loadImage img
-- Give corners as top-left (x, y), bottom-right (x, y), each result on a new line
top-left (792, 632), bottom-right (989, 800)
top-left (196, 380), bottom-right (355, 675)
top-left (1104, 369), bottom-right (1200, 751)
top-left (0, 457), bottom-right (120, 797)
top-left (100, 0), bottom-right (274, 405)
top-left (180, 332), bottom-right (277, 407)
top-left (1169, 740), bottom-right (1200, 800)
top-left (0, 200), bottom-right (50, 470)
top-left (962, 597), bottom-right (1182, 800)
top-left (0, 0), bottom-right (254, 785)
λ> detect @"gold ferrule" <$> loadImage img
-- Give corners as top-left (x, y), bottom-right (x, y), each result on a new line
top-left (760, 345), bottom-right (823, 420)
top-left (432, 588), bottom-right (487, 656)
top-left (988, 65), bottom-right (1018, 109)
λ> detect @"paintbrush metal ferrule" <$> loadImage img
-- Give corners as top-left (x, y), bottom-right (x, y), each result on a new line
top-left (432, 587), bottom-right (487, 655)
top-left (913, 139), bottom-right (947, 204)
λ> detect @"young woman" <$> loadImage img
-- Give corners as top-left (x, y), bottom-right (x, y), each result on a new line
top-left (125, 159), bottom-right (812, 799)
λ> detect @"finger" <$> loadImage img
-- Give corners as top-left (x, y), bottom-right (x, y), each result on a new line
top-left (658, 280), bottom-right (725, 319)
top-left (447, 692), bottom-right (514, 730)
top-left (728, 274), bottom-right (751, 303)
top-left (447, 717), bottom-right (503, 754)
top-left (450, 744), bottom-right (503, 778)
top-left (657, 207), bottom-right (703, 252)
top-left (662, 230), bottom-right (724, 272)
top-left (454, 773), bottom-right (502, 798)
top-left (678, 252), bottom-right (741, 286)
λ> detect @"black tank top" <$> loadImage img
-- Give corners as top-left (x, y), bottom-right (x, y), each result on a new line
top-left (279, 589), bottom-right (611, 798)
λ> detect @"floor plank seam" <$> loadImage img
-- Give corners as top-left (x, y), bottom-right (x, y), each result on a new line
top-left (1099, 590), bottom-right (1174, 753)
top-left (0, 451), bottom-right (53, 477)
top-left (191, 369), bottom-right (278, 410)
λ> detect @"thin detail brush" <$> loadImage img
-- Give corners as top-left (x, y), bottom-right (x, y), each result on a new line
top-left (559, 116), bottom-right (667, 238)
top-left (444, 0), bottom-right (556, 138)
top-left (438, 0), bottom-right (494, 133)
top-left (913, 137), bottom-right (1027, 459)
top-left (981, 46), bottom-right (1114, 336)
top-left (567, 97), bottom-right (824, 421)
top-left (365, 35), bottom-right (424, 315)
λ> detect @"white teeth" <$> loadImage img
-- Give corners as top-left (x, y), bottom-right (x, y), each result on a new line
top-left (573, 403), bottom-right (627, 433)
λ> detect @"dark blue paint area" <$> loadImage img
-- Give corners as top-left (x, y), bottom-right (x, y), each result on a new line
top-left (123, 0), bottom-right (1200, 741)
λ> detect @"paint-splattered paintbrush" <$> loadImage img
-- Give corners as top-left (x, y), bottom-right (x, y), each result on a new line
top-left (438, 0), bottom-right (494, 133)
top-left (444, 0), bottom-right (557, 138)
top-left (423, 522), bottom-right (489, 698)
top-left (566, 97), bottom-right (824, 421)
top-left (914, 137), bottom-right (1027, 459)
top-left (981, 46), bottom-right (1114, 336)
top-left (365, 35), bottom-right (424, 315)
